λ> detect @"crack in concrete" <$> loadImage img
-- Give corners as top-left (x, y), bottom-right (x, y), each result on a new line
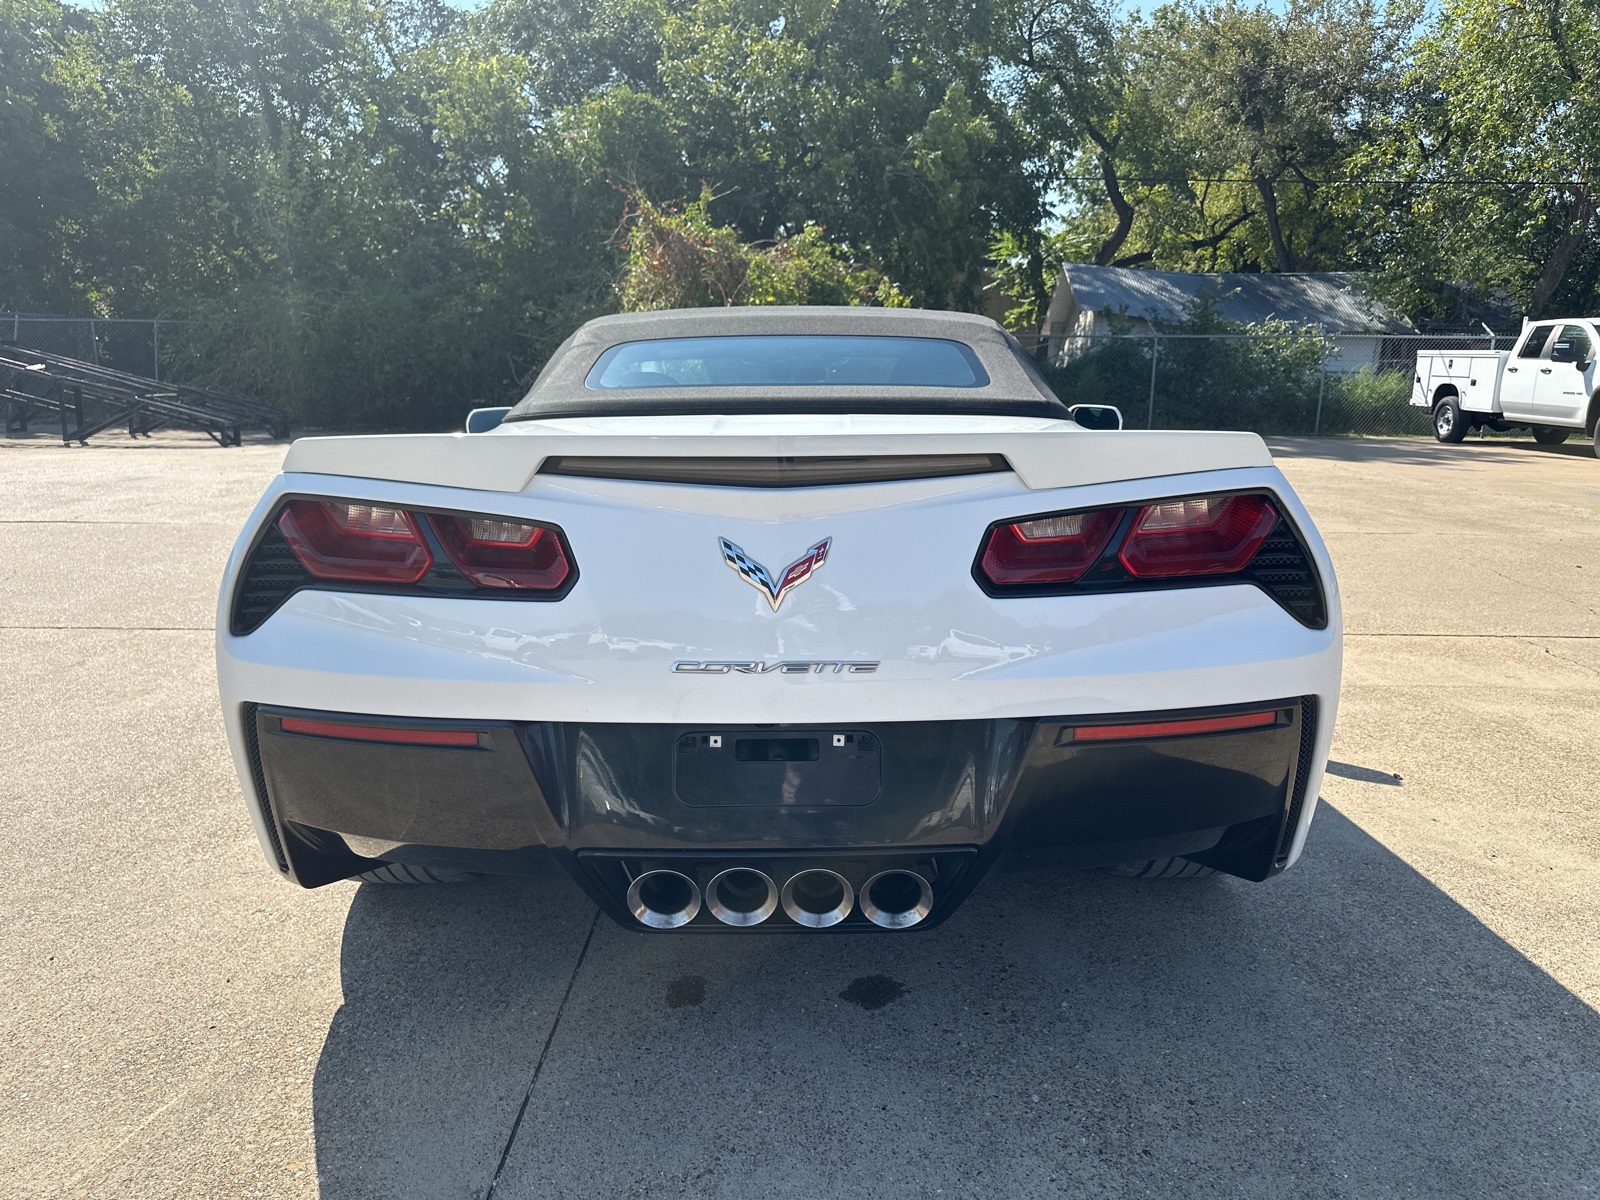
top-left (0, 630), bottom-right (209, 640)
top-left (1519, 638), bottom-right (1600, 678)
top-left (1347, 632), bottom-right (1600, 639)
top-left (484, 910), bottom-right (601, 1200)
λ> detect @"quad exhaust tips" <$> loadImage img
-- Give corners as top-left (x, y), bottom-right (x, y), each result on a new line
top-left (627, 869), bottom-right (702, 929)
top-left (780, 869), bottom-right (855, 929)
top-left (625, 864), bottom-right (934, 929)
top-left (705, 867), bottom-right (779, 927)
top-left (860, 869), bottom-right (934, 930)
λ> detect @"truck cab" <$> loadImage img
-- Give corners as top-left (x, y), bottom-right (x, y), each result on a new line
top-left (1413, 319), bottom-right (1599, 453)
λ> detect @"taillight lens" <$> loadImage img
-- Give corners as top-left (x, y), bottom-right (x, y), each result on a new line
top-left (980, 508), bottom-right (1123, 584)
top-left (278, 500), bottom-right (433, 583)
top-left (1118, 494), bottom-right (1277, 577)
top-left (430, 514), bottom-right (571, 590)
top-left (978, 492), bottom-right (1286, 589)
top-left (234, 497), bottom-right (577, 634)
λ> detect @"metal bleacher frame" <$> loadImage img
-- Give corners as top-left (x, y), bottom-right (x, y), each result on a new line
top-left (0, 344), bottom-right (289, 446)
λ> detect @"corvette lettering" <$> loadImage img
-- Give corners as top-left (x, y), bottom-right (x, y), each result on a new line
top-left (671, 660), bottom-right (880, 674)
top-left (719, 536), bottom-right (831, 611)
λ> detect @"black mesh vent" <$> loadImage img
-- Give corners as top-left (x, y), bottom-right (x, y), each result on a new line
top-left (241, 703), bottom-right (289, 873)
top-left (231, 521), bottom-right (312, 635)
top-left (1275, 695), bottom-right (1320, 866)
top-left (1240, 518), bottom-right (1327, 629)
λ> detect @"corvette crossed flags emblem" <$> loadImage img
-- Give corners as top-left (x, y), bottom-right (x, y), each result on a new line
top-left (718, 536), bottom-right (832, 611)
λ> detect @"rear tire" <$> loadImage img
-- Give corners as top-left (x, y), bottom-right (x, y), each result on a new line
top-left (1533, 425), bottom-right (1571, 445)
top-left (357, 863), bottom-right (476, 885)
top-left (1593, 425), bottom-right (1600, 458)
top-left (1111, 857), bottom-right (1216, 880)
top-left (1433, 397), bottom-right (1468, 443)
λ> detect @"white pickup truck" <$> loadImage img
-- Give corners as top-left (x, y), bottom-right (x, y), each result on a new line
top-left (1413, 319), bottom-right (1599, 455)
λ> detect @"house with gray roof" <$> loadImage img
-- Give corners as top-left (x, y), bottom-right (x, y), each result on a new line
top-left (1040, 264), bottom-right (1412, 373)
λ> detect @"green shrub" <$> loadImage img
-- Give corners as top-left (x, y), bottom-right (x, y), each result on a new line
top-left (1039, 295), bottom-right (1428, 437)
top-left (619, 192), bottom-right (907, 311)
top-left (1317, 368), bottom-right (1424, 436)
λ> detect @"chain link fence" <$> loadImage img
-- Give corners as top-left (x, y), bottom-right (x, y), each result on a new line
top-left (1038, 331), bottom-right (1515, 437)
top-left (5, 314), bottom-right (1517, 437)
top-left (2, 313), bottom-right (168, 382)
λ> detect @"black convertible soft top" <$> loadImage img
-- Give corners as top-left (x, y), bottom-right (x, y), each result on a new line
top-left (505, 307), bottom-right (1070, 421)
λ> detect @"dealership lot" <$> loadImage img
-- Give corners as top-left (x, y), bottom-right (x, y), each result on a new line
top-left (3, 433), bottom-right (1599, 1198)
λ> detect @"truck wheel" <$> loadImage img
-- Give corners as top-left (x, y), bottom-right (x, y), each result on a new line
top-left (1433, 397), bottom-right (1468, 443)
top-left (1111, 858), bottom-right (1216, 880)
top-left (1594, 426), bottom-right (1600, 459)
top-left (357, 863), bottom-right (476, 885)
top-left (1533, 426), bottom-right (1571, 445)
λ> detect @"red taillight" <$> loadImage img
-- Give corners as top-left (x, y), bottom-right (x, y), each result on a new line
top-left (980, 508), bottom-right (1123, 585)
top-left (278, 500), bottom-right (433, 583)
top-left (1066, 710), bottom-right (1279, 742)
top-left (430, 514), bottom-right (571, 590)
top-left (1118, 494), bottom-right (1277, 578)
top-left (278, 716), bottom-right (483, 747)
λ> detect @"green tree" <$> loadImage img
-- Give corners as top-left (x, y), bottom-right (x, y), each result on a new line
top-left (494, 0), bottom-right (1039, 309)
top-left (1151, 0), bottom-right (1413, 273)
top-left (1356, 0), bottom-right (1600, 319)
top-left (55, 0), bottom-right (635, 425)
top-left (1003, 0), bottom-right (1413, 319)
top-left (0, 0), bottom-right (90, 310)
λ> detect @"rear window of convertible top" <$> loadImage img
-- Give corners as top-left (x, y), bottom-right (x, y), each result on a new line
top-left (585, 335), bottom-right (990, 389)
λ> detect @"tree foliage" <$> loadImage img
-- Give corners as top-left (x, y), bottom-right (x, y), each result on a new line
top-left (998, 0), bottom-right (1416, 327)
top-left (0, 0), bottom-right (90, 309)
top-left (1351, 0), bottom-right (1600, 319)
top-left (4, 0), bottom-right (1596, 427)
top-left (619, 191), bottom-right (906, 309)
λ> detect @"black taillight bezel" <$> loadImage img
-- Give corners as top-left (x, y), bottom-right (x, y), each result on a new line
top-left (971, 488), bottom-right (1328, 630)
top-left (229, 494), bottom-right (579, 636)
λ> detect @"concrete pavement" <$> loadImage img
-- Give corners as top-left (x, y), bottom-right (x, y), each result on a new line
top-left (2, 432), bottom-right (1598, 1198)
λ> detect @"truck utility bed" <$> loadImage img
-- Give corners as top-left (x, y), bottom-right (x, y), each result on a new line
top-left (1411, 350), bottom-right (1507, 414)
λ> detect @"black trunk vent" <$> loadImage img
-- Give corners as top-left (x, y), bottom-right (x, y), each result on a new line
top-left (539, 454), bottom-right (1010, 488)
top-left (231, 522), bottom-right (313, 635)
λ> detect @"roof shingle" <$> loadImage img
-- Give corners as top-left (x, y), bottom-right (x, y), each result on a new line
top-left (1062, 265), bottom-right (1410, 334)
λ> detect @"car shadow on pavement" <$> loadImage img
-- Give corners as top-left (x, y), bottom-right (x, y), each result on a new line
top-left (313, 807), bottom-right (1600, 1199)
top-left (1267, 435), bottom-right (1595, 467)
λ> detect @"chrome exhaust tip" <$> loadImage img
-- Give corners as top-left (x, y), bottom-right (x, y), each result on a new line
top-left (705, 867), bottom-right (779, 927)
top-left (781, 869), bottom-right (855, 928)
top-left (860, 869), bottom-right (933, 930)
top-left (627, 869), bottom-right (702, 929)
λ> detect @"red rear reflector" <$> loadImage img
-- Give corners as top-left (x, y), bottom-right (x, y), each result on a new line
top-left (1118, 494), bottom-right (1277, 578)
top-left (278, 716), bottom-right (482, 747)
top-left (980, 508), bottom-right (1123, 585)
top-left (430, 514), bottom-right (571, 590)
top-left (278, 500), bottom-right (433, 583)
top-left (1068, 710), bottom-right (1279, 742)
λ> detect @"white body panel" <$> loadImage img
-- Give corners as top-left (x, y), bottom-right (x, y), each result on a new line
top-left (282, 414), bottom-right (1273, 493)
top-left (217, 417), bottom-right (1341, 874)
top-left (1536, 355), bottom-right (1596, 422)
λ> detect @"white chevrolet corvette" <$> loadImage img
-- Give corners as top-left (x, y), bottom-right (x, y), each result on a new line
top-left (216, 307), bottom-right (1341, 932)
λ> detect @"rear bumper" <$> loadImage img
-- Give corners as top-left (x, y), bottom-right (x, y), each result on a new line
top-left (242, 697), bottom-right (1322, 930)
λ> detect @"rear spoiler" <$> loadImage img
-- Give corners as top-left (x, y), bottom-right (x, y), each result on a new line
top-left (280, 427), bottom-right (1273, 493)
